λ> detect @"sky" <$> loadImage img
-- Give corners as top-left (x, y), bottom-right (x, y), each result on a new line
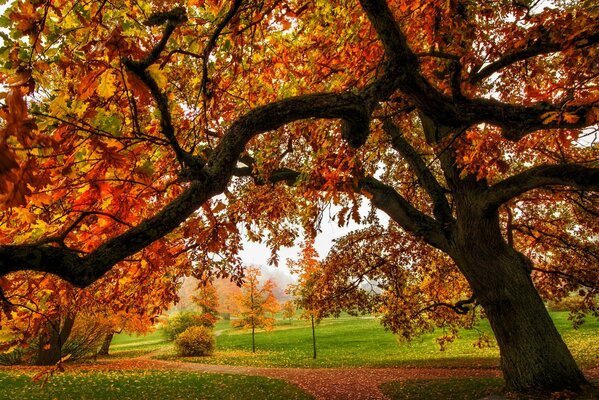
top-left (239, 204), bottom-right (386, 272)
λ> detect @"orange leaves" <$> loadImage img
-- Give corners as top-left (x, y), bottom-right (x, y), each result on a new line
top-left (77, 69), bottom-right (104, 100)
top-left (8, 1), bottom-right (43, 36)
top-left (541, 111), bottom-right (580, 125)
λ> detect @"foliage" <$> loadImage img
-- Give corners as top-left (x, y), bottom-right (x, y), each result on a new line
top-left (0, 348), bottom-right (24, 366)
top-left (0, 370), bottom-right (312, 400)
top-left (287, 243), bottom-right (327, 323)
top-left (214, 279), bottom-right (243, 319)
top-left (162, 311), bottom-right (213, 341)
top-left (0, 0), bottom-right (598, 392)
top-left (174, 326), bottom-right (215, 357)
top-left (282, 300), bottom-right (296, 321)
top-left (232, 267), bottom-right (279, 332)
top-left (192, 280), bottom-right (220, 327)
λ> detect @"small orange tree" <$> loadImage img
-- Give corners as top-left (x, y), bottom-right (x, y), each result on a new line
top-left (282, 301), bottom-right (296, 321)
top-left (232, 267), bottom-right (279, 353)
top-left (192, 279), bottom-right (220, 327)
top-left (288, 243), bottom-right (327, 359)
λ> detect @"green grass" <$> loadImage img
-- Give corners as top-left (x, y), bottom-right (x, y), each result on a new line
top-left (154, 311), bottom-right (598, 368)
top-left (380, 378), bottom-right (599, 400)
top-left (106, 329), bottom-right (171, 358)
top-left (0, 370), bottom-right (313, 400)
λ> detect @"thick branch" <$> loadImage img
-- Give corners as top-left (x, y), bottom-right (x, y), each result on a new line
top-left (469, 25), bottom-right (599, 83)
top-left (206, 92), bottom-right (369, 182)
top-left (0, 91), bottom-right (370, 286)
top-left (359, 0), bottom-right (598, 140)
top-left (359, 176), bottom-right (450, 252)
top-left (483, 164), bottom-right (599, 211)
top-left (382, 119), bottom-right (453, 225)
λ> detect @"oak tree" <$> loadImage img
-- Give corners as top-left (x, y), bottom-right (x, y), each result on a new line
top-left (232, 266), bottom-right (279, 353)
top-left (0, 0), bottom-right (597, 393)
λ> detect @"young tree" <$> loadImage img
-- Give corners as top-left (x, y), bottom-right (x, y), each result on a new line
top-left (288, 243), bottom-right (327, 360)
top-left (214, 279), bottom-right (242, 320)
top-left (192, 280), bottom-right (220, 327)
top-left (0, 0), bottom-right (597, 393)
top-left (233, 267), bottom-right (279, 353)
top-left (282, 301), bottom-right (296, 321)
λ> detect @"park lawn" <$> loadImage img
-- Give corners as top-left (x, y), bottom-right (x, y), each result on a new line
top-left (155, 311), bottom-right (598, 368)
top-left (108, 329), bottom-right (170, 358)
top-left (107, 319), bottom-right (233, 358)
top-left (0, 370), bottom-right (313, 400)
top-left (380, 378), bottom-right (599, 400)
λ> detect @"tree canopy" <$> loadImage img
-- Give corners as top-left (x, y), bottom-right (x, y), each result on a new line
top-left (0, 0), bottom-right (597, 394)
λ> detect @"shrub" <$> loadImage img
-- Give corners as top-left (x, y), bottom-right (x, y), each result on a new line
top-left (175, 326), bottom-right (215, 356)
top-left (162, 311), bottom-right (214, 340)
top-left (547, 295), bottom-right (584, 312)
top-left (0, 349), bottom-right (24, 366)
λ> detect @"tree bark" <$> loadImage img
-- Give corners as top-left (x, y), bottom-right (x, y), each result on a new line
top-left (451, 206), bottom-right (588, 393)
top-left (97, 332), bottom-right (114, 356)
top-left (35, 313), bottom-right (76, 366)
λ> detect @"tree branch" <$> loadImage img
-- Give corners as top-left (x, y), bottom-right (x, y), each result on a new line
top-left (359, 0), bottom-right (599, 140)
top-left (415, 295), bottom-right (476, 317)
top-left (469, 23), bottom-right (599, 83)
top-left (382, 119), bottom-right (454, 226)
top-left (483, 164), bottom-right (599, 211)
top-left (124, 9), bottom-right (194, 168)
top-left (359, 176), bottom-right (450, 252)
top-left (199, 0), bottom-right (243, 98)
top-left (0, 90), bottom-right (371, 286)
top-left (532, 267), bottom-right (598, 290)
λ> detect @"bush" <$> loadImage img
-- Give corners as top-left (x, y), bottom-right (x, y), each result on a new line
top-left (162, 311), bottom-right (214, 340)
top-left (547, 295), bottom-right (584, 312)
top-left (0, 349), bottom-right (24, 366)
top-left (175, 326), bottom-right (215, 357)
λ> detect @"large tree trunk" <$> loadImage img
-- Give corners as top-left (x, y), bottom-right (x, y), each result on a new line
top-left (35, 313), bottom-right (76, 366)
top-left (97, 331), bottom-right (114, 356)
top-left (452, 207), bottom-right (588, 393)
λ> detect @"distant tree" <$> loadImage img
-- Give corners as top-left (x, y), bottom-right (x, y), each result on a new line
top-left (282, 300), bottom-right (296, 321)
top-left (97, 312), bottom-right (155, 356)
top-left (233, 267), bottom-right (279, 353)
top-left (214, 279), bottom-right (243, 320)
top-left (288, 243), bottom-right (327, 359)
top-left (192, 280), bottom-right (220, 327)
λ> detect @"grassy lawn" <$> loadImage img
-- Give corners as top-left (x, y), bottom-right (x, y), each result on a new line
top-left (380, 378), bottom-right (599, 400)
top-left (108, 329), bottom-right (171, 358)
top-left (151, 311), bottom-right (598, 369)
top-left (0, 370), bottom-right (313, 400)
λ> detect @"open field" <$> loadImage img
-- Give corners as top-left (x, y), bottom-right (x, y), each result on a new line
top-left (143, 311), bottom-right (599, 369)
top-left (1, 312), bottom-right (597, 400)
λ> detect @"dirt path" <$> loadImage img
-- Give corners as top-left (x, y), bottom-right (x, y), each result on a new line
top-left (55, 358), bottom-right (597, 400)
top-left (3, 357), bottom-right (598, 399)
top-left (77, 358), bottom-right (505, 399)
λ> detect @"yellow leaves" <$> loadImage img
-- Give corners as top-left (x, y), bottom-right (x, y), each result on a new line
top-left (540, 111), bottom-right (580, 125)
top-left (48, 93), bottom-right (68, 117)
top-left (147, 64), bottom-right (168, 89)
top-left (97, 70), bottom-right (117, 98)
top-left (541, 112), bottom-right (559, 124)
